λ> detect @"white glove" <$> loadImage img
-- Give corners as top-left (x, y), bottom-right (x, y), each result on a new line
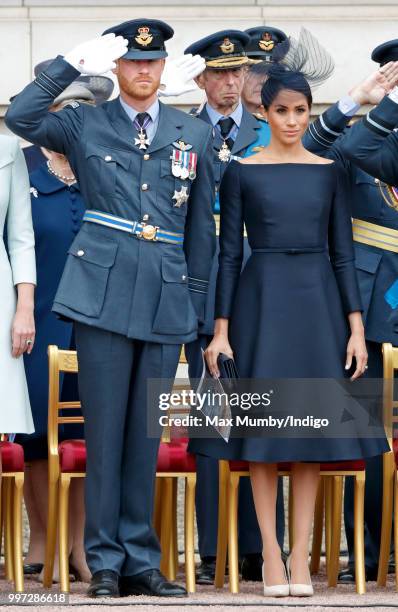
top-left (64, 33), bottom-right (128, 75)
top-left (159, 54), bottom-right (205, 97)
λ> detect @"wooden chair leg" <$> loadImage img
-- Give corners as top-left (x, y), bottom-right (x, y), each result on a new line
top-left (59, 474), bottom-right (71, 593)
top-left (153, 478), bottom-right (162, 540)
top-left (228, 473), bottom-right (240, 594)
top-left (43, 475), bottom-right (59, 587)
top-left (160, 477), bottom-right (173, 579)
top-left (354, 471), bottom-right (366, 595)
top-left (172, 478), bottom-right (178, 576)
top-left (377, 452), bottom-right (394, 587)
top-left (311, 477), bottom-right (324, 575)
top-left (288, 477), bottom-right (294, 550)
top-left (12, 474), bottom-right (24, 592)
top-left (184, 474), bottom-right (196, 593)
top-left (4, 478), bottom-right (14, 581)
top-left (328, 476), bottom-right (343, 587)
top-left (394, 470), bottom-right (398, 591)
top-left (324, 476), bottom-right (333, 574)
top-left (215, 460), bottom-right (228, 589)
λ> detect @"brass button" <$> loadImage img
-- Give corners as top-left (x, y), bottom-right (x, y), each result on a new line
top-left (77, 249), bottom-right (85, 257)
top-left (143, 154), bottom-right (150, 160)
top-left (182, 275), bottom-right (186, 281)
top-left (375, 178), bottom-right (380, 184)
top-left (142, 183), bottom-right (149, 191)
top-left (142, 214), bottom-right (149, 221)
top-left (104, 155), bottom-right (112, 162)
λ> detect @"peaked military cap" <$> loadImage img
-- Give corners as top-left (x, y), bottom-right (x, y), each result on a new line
top-left (185, 30), bottom-right (250, 70)
top-left (34, 59), bottom-right (114, 105)
top-left (244, 26), bottom-right (288, 62)
top-left (372, 39), bottom-right (398, 66)
top-left (102, 19), bottom-right (174, 60)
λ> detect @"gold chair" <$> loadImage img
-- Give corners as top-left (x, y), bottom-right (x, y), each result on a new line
top-left (0, 439), bottom-right (25, 592)
top-left (215, 458), bottom-right (367, 594)
top-left (376, 342), bottom-right (397, 587)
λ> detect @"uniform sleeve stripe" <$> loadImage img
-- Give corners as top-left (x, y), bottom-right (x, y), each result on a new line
top-left (188, 276), bottom-right (209, 284)
top-left (308, 122), bottom-right (334, 146)
top-left (35, 75), bottom-right (61, 97)
top-left (189, 287), bottom-right (207, 294)
top-left (34, 79), bottom-right (58, 97)
top-left (319, 114), bottom-right (341, 137)
top-left (365, 113), bottom-right (392, 135)
top-left (37, 72), bottom-right (63, 96)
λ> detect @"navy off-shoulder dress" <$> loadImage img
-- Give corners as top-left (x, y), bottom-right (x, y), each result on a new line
top-left (189, 160), bottom-right (389, 462)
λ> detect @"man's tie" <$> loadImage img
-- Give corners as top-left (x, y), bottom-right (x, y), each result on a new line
top-left (133, 112), bottom-right (151, 150)
top-left (217, 116), bottom-right (235, 151)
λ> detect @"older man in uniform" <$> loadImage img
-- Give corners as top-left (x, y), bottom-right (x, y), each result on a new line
top-left (183, 29), bottom-right (282, 584)
top-left (6, 19), bottom-right (215, 598)
top-left (299, 47), bottom-right (398, 582)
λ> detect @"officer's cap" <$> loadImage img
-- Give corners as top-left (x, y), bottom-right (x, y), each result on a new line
top-left (244, 26), bottom-right (288, 63)
top-left (103, 19), bottom-right (173, 60)
top-left (372, 39), bottom-right (398, 66)
top-left (185, 30), bottom-right (250, 70)
top-left (34, 59), bottom-right (114, 105)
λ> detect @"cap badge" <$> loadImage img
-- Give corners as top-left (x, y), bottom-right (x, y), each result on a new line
top-left (135, 26), bottom-right (153, 47)
top-left (259, 32), bottom-right (275, 52)
top-left (220, 38), bottom-right (235, 54)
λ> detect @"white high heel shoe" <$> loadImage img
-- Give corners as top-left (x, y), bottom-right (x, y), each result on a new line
top-left (286, 555), bottom-right (314, 597)
top-left (262, 561), bottom-right (290, 597)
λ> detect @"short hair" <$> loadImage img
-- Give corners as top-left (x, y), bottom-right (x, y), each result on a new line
top-left (260, 64), bottom-right (312, 109)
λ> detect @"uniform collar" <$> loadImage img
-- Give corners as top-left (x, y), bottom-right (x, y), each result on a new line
top-left (30, 162), bottom-right (80, 195)
top-left (118, 96), bottom-right (160, 124)
top-left (205, 101), bottom-right (243, 128)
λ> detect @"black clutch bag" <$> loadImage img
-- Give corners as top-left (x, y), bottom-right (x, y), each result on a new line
top-left (217, 353), bottom-right (239, 380)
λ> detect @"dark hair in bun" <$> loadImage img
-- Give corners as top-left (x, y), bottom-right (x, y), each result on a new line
top-left (261, 64), bottom-right (312, 109)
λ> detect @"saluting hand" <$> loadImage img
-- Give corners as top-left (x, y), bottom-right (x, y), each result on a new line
top-left (159, 54), bottom-right (205, 97)
top-left (64, 33), bottom-right (128, 75)
top-left (349, 61), bottom-right (398, 106)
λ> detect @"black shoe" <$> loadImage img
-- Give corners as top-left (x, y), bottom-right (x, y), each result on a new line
top-left (120, 569), bottom-right (187, 597)
top-left (196, 557), bottom-right (216, 585)
top-left (338, 565), bottom-right (378, 583)
top-left (87, 570), bottom-right (119, 598)
top-left (240, 553), bottom-right (263, 582)
top-left (23, 563), bottom-right (44, 575)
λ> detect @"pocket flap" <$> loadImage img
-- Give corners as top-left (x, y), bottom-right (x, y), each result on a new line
top-left (161, 256), bottom-right (188, 283)
top-left (354, 245), bottom-right (382, 274)
top-left (160, 159), bottom-right (173, 177)
top-left (68, 237), bottom-right (118, 268)
top-left (85, 142), bottom-right (131, 170)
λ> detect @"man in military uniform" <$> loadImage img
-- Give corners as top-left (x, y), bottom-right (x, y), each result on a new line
top-left (183, 29), bottom-right (283, 584)
top-left (6, 20), bottom-right (215, 598)
top-left (300, 50), bottom-right (398, 582)
top-left (241, 26), bottom-right (288, 114)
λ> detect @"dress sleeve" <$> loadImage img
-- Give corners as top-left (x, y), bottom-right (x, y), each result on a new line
top-left (214, 161), bottom-right (244, 319)
top-left (7, 139), bottom-right (36, 286)
top-left (328, 162), bottom-right (362, 314)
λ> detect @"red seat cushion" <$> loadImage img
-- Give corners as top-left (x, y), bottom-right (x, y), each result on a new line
top-left (59, 440), bottom-right (86, 473)
top-left (229, 459), bottom-right (366, 472)
top-left (157, 440), bottom-right (196, 472)
top-left (393, 439), bottom-right (398, 466)
top-left (0, 441), bottom-right (24, 472)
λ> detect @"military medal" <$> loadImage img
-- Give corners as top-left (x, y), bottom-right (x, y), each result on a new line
top-left (134, 130), bottom-right (150, 150)
top-left (171, 150), bottom-right (182, 177)
top-left (218, 142), bottom-right (231, 163)
top-left (173, 186), bottom-right (189, 208)
top-left (188, 152), bottom-right (197, 180)
top-left (180, 152), bottom-right (190, 179)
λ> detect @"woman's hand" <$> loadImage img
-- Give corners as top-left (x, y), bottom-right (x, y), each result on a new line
top-left (205, 334), bottom-right (234, 378)
top-left (11, 306), bottom-right (35, 358)
top-left (345, 331), bottom-right (368, 381)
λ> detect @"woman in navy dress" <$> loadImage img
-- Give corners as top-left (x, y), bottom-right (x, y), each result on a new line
top-left (204, 66), bottom-right (389, 597)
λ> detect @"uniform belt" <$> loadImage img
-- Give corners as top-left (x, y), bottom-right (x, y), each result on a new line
top-left (352, 218), bottom-right (398, 254)
top-left (83, 210), bottom-right (184, 245)
top-left (252, 247), bottom-right (326, 254)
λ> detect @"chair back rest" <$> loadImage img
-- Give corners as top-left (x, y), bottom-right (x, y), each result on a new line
top-left (382, 343), bottom-right (398, 450)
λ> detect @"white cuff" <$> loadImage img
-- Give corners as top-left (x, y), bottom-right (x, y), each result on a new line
top-left (338, 95), bottom-right (361, 117)
top-left (388, 86), bottom-right (398, 104)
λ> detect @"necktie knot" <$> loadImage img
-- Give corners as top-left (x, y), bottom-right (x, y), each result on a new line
top-left (135, 112), bottom-right (150, 128)
top-left (218, 116), bottom-right (235, 139)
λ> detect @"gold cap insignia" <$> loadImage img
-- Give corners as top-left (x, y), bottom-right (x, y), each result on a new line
top-left (259, 32), bottom-right (275, 52)
top-left (135, 26), bottom-right (153, 47)
top-left (220, 38), bottom-right (235, 54)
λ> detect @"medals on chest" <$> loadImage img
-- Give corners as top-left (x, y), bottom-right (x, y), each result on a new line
top-left (218, 141), bottom-right (231, 163)
top-left (173, 186), bottom-right (189, 208)
top-left (134, 129), bottom-right (150, 150)
top-left (171, 149), bottom-right (197, 180)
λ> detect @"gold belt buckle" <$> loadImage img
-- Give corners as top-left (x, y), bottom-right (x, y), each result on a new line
top-left (140, 223), bottom-right (159, 241)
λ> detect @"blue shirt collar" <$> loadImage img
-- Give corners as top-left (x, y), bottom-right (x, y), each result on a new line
top-left (205, 101), bottom-right (243, 128)
top-left (119, 96), bottom-right (160, 124)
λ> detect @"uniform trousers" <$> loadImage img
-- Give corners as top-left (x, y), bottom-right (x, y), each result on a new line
top-left (185, 335), bottom-right (284, 558)
top-left (75, 322), bottom-right (181, 576)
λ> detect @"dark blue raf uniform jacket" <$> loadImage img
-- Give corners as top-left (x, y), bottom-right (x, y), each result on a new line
top-left (194, 105), bottom-right (270, 336)
top-left (306, 100), bottom-right (398, 345)
top-left (6, 56), bottom-right (216, 345)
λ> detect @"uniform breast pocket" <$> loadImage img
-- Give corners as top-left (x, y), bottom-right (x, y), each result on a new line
top-left (55, 234), bottom-right (118, 318)
top-left (158, 159), bottom-right (193, 217)
top-left (152, 256), bottom-right (197, 335)
top-left (85, 143), bottom-right (131, 196)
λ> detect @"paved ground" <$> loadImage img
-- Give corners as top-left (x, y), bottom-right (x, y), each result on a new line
top-left (1, 562), bottom-right (398, 611)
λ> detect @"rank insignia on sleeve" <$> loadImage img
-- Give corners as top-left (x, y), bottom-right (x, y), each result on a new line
top-left (172, 186), bottom-right (189, 208)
